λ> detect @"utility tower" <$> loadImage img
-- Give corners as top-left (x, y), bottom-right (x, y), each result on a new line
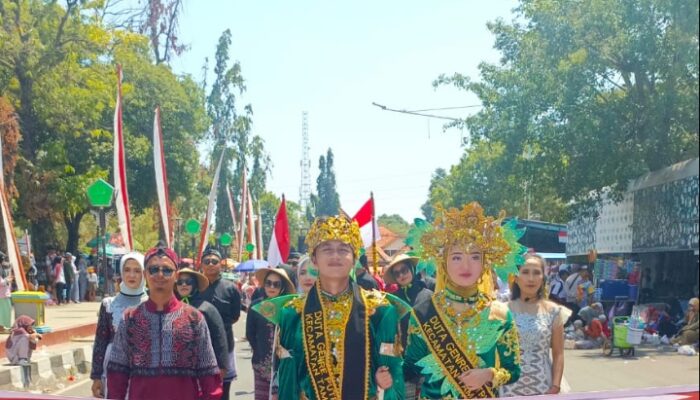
top-left (299, 111), bottom-right (311, 211)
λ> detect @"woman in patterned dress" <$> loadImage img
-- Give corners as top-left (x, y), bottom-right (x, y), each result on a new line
top-left (500, 254), bottom-right (571, 396)
top-left (246, 268), bottom-right (295, 400)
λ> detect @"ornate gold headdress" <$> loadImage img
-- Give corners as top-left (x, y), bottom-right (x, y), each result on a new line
top-left (305, 215), bottom-right (364, 258)
top-left (414, 202), bottom-right (526, 295)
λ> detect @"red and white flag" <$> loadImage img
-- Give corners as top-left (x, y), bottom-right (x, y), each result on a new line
top-left (352, 197), bottom-right (381, 248)
top-left (113, 65), bottom-right (133, 251)
top-left (267, 196), bottom-right (290, 267)
top-left (226, 184), bottom-right (238, 249)
top-left (153, 106), bottom-right (172, 248)
top-left (238, 169), bottom-right (248, 257)
top-left (197, 152), bottom-right (224, 265)
top-left (0, 133), bottom-right (27, 291)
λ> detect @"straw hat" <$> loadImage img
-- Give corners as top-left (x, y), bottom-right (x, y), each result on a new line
top-left (176, 268), bottom-right (210, 292)
top-left (383, 253), bottom-right (419, 285)
top-left (254, 268), bottom-right (296, 294)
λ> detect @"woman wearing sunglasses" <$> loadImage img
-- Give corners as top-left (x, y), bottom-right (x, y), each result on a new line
top-left (90, 252), bottom-right (147, 398)
top-left (174, 267), bottom-right (229, 380)
top-left (246, 268), bottom-right (295, 400)
top-left (383, 253), bottom-right (433, 400)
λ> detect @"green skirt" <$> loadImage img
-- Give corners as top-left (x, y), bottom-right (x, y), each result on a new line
top-left (0, 297), bottom-right (12, 328)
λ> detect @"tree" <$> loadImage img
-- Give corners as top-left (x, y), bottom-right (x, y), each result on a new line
top-left (435, 0), bottom-right (698, 215)
top-left (377, 214), bottom-right (410, 236)
top-left (205, 29), bottom-right (270, 236)
top-left (315, 148), bottom-right (340, 217)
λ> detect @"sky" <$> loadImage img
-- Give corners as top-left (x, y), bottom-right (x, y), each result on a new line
top-left (171, 1), bottom-right (519, 222)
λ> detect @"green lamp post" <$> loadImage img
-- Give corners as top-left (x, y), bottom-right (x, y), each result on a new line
top-left (185, 219), bottom-right (201, 257)
top-left (86, 179), bottom-right (115, 296)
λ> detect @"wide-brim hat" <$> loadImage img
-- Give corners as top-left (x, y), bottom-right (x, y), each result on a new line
top-left (383, 254), bottom-right (419, 285)
top-left (254, 268), bottom-right (296, 294)
top-left (176, 268), bottom-right (210, 292)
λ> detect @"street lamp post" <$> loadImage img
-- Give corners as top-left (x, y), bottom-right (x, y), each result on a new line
top-left (86, 179), bottom-right (115, 297)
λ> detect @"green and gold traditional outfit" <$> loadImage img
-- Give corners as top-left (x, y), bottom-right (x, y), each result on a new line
top-left (402, 202), bottom-right (527, 399)
top-left (252, 216), bottom-right (409, 400)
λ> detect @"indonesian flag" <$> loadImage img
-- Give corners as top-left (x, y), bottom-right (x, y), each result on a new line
top-left (352, 197), bottom-right (381, 248)
top-left (0, 133), bottom-right (28, 291)
top-left (153, 106), bottom-right (172, 248)
top-left (113, 64), bottom-right (133, 251)
top-left (267, 196), bottom-right (290, 267)
top-left (197, 152), bottom-right (224, 265)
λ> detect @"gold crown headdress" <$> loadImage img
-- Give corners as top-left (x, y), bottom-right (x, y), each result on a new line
top-left (415, 202), bottom-right (526, 295)
top-left (305, 216), bottom-right (364, 258)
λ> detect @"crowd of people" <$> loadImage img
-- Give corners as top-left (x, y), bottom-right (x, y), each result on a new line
top-left (1, 202), bottom-right (698, 399)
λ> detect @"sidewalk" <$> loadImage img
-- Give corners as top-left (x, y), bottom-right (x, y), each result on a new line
top-left (0, 302), bottom-right (101, 359)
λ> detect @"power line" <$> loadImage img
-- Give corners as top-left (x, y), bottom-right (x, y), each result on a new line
top-left (372, 102), bottom-right (477, 121)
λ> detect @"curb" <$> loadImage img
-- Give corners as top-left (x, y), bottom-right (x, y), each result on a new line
top-left (0, 343), bottom-right (93, 391)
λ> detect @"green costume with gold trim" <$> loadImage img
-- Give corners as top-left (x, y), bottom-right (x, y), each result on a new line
top-left (404, 290), bottom-right (521, 399)
top-left (253, 282), bottom-right (410, 400)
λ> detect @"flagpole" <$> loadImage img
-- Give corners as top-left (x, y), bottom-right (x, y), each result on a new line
top-left (238, 169), bottom-right (248, 259)
top-left (371, 191), bottom-right (378, 276)
top-left (256, 202), bottom-right (263, 260)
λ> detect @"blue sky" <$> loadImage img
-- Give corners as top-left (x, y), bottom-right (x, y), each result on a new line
top-left (172, 1), bottom-right (518, 222)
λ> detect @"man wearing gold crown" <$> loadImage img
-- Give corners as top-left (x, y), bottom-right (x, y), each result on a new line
top-left (252, 215), bottom-right (408, 400)
top-left (403, 202), bottom-right (524, 399)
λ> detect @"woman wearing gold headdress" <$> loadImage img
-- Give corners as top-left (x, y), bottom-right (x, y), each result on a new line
top-left (252, 215), bottom-right (410, 400)
top-left (403, 202), bottom-right (524, 399)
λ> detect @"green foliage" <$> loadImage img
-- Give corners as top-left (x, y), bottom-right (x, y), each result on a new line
top-left (377, 214), bottom-right (410, 235)
top-left (315, 148), bottom-right (340, 217)
top-left (205, 29), bottom-right (269, 235)
top-left (432, 0), bottom-right (698, 219)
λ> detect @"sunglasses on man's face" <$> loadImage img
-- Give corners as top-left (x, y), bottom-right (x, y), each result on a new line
top-left (147, 265), bottom-right (176, 277)
top-left (202, 258), bottom-right (220, 266)
top-left (176, 278), bottom-right (196, 286)
top-left (265, 280), bottom-right (282, 289)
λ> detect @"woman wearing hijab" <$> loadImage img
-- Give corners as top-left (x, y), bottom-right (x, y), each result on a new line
top-left (383, 253), bottom-right (433, 400)
top-left (671, 297), bottom-right (699, 346)
top-left (295, 256), bottom-right (317, 294)
top-left (246, 268), bottom-right (295, 400)
top-left (90, 252), bottom-right (147, 398)
top-left (5, 315), bottom-right (42, 365)
top-left (174, 267), bottom-right (229, 378)
top-left (403, 203), bottom-right (523, 399)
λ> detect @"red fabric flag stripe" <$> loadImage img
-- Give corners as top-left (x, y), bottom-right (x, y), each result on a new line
top-left (352, 198), bottom-right (373, 227)
top-left (274, 198), bottom-right (290, 262)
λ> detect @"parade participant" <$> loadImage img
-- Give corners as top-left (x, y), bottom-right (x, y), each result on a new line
top-left (5, 315), bottom-right (41, 365)
top-left (107, 246), bottom-right (222, 400)
top-left (0, 267), bottom-right (12, 332)
top-left (404, 202), bottom-right (523, 399)
top-left (549, 267), bottom-right (570, 305)
top-left (253, 215), bottom-right (408, 400)
top-left (296, 255), bottom-right (317, 293)
top-left (174, 267), bottom-right (230, 379)
top-left (383, 253), bottom-right (433, 400)
top-left (246, 268), bottom-right (295, 400)
top-left (90, 252), bottom-right (148, 399)
top-left (200, 247), bottom-right (242, 399)
top-left (356, 254), bottom-right (379, 291)
top-left (501, 254), bottom-right (570, 396)
top-left (671, 297), bottom-right (699, 346)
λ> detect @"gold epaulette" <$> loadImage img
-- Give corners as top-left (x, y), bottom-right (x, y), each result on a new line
top-left (488, 299), bottom-right (509, 322)
top-left (362, 288), bottom-right (389, 314)
top-left (286, 294), bottom-right (306, 314)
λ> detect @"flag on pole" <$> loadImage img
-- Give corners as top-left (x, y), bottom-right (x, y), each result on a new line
top-left (153, 106), bottom-right (172, 248)
top-left (238, 170), bottom-right (248, 257)
top-left (113, 64), bottom-right (133, 251)
top-left (226, 184), bottom-right (239, 256)
top-left (197, 152), bottom-right (225, 266)
top-left (246, 188), bottom-right (256, 256)
top-left (267, 196), bottom-right (290, 267)
top-left (352, 197), bottom-right (381, 248)
top-left (0, 131), bottom-right (27, 291)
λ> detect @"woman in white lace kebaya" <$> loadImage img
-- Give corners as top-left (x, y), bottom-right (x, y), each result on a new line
top-left (501, 254), bottom-right (571, 396)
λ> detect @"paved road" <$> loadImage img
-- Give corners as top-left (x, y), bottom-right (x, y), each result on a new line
top-left (53, 313), bottom-right (699, 398)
